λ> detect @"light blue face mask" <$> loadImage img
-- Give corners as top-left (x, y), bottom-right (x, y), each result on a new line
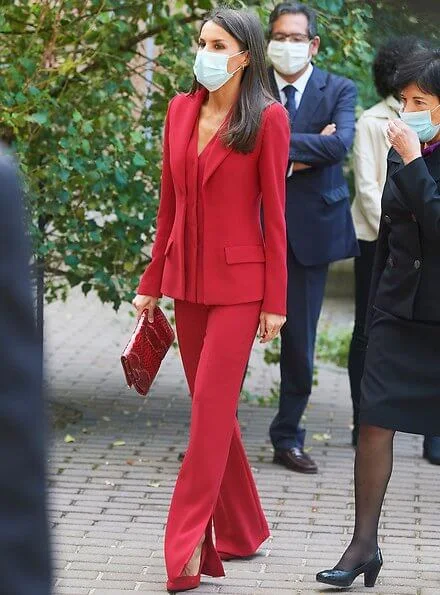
top-left (193, 49), bottom-right (245, 92)
top-left (399, 104), bottom-right (440, 143)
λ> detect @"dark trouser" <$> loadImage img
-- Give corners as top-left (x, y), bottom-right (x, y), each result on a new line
top-left (348, 239), bottom-right (377, 435)
top-left (270, 244), bottom-right (328, 450)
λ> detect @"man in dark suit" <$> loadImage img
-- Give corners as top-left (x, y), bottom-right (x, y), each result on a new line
top-left (0, 145), bottom-right (51, 594)
top-left (267, 3), bottom-right (359, 474)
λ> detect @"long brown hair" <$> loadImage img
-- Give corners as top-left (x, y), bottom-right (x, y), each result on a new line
top-left (190, 8), bottom-right (275, 154)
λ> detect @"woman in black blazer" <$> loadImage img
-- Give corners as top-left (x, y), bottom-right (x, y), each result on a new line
top-left (317, 47), bottom-right (440, 588)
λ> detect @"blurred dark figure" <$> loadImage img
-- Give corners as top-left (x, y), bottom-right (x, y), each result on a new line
top-left (0, 145), bottom-right (51, 595)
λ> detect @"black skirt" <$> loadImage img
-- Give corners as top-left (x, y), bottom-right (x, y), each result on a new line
top-left (360, 307), bottom-right (440, 435)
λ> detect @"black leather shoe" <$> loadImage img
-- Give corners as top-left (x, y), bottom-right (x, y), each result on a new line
top-left (273, 447), bottom-right (318, 474)
top-left (316, 549), bottom-right (383, 588)
top-left (423, 436), bottom-right (440, 465)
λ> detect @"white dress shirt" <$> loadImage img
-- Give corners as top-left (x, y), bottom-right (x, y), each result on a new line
top-left (273, 63), bottom-right (314, 110)
top-left (273, 64), bottom-right (314, 176)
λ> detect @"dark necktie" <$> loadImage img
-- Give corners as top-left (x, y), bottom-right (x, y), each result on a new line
top-left (283, 84), bottom-right (297, 124)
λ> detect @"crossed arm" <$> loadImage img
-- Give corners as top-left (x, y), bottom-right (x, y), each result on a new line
top-left (290, 79), bottom-right (357, 171)
top-left (293, 123), bottom-right (337, 171)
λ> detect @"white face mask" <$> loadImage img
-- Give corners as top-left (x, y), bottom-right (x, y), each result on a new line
top-left (193, 50), bottom-right (245, 92)
top-left (267, 40), bottom-right (311, 76)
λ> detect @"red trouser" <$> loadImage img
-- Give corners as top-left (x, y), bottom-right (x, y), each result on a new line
top-left (164, 300), bottom-right (270, 581)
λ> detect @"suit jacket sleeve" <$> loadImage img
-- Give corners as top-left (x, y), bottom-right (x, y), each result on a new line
top-left (0, 150), bottom-right (51, 594)
top-left (137, 97), bottom-right (177, 296)
top-left (289, 78), bottom-right (357, 166)
top-left (365, 215), bottom-right (389, 334)
top-left (258, 102), bottom-right (290, 315)
top-left (392, 156), bottom-right (440, 242)
top-left (364, 153), bottom-right (395, 334)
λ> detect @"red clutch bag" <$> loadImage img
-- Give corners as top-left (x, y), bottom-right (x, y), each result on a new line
top-left (121, 306), bottom-right (175, 396)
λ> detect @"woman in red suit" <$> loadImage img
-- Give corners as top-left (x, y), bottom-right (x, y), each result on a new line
top-left (133, 7), bottom-right (290, 593)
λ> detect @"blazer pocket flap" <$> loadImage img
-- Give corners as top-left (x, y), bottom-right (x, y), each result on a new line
top-left (225, 245), bottom-right (266, 264)
top-left (164, 237), bottom-right (174, 256)
top-left (322, 185), bottom-right (350, 205)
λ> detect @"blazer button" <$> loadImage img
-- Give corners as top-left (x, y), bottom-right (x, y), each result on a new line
top-left (384, 214), bottom-right (392, 224)
top-left (414, 259), bottom-right (421, 269)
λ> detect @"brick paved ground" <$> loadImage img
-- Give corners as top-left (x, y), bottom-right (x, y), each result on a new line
top-left (46, 289), bottom-right (440, 595)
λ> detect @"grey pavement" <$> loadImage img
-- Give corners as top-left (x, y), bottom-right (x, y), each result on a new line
top-left (45, 288), bottom-right (440, 595)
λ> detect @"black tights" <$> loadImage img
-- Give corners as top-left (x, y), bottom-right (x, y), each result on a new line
top-left (336, 424), bottom-right (395, 570)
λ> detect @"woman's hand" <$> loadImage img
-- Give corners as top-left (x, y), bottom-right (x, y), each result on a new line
top-left (387, 119), bottom-right (422, 165)
top-left (132, 294), bottom-right (158, 322)
top-left (259, 311), bottom-right (286, 344)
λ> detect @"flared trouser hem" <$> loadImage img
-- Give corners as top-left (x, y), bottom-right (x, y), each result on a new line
top-left (165, 300), bottom-right (269, 581)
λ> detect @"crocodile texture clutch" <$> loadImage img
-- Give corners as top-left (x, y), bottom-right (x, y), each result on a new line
top-left (121, 306), bottom-right (175, 396)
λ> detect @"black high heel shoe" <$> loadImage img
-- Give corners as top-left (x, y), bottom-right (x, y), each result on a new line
top-left (316, 549), bottom-right (383, 588)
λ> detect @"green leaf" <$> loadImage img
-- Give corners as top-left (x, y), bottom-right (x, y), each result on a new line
top-left (312, 433), bottom-right (332, 442)
top-left (82, 139), bottom-right (91, 154)
top-left (133, 152), bottom-right (147, 167)
top-left (28, 85), bottom-right (41, 97)
top-left (115, 168), bottom-right (128, 186)
top-left (26, 112), bottom-right (48, 125)
top-left (82, 121), bottom-right (94, 135)
top-left (64, 255), bottom-right (80, 267)
top-left (89, 230), bottom-right (101, 242)
top-left (18, 57), bottom-right (35, 74)
top-left (82, 283), bottom-right (92, 296)
top-left (130, 130), bottom-right (144, 144)
top-left (59, 169), bottom-right (70, 182)
top-left (15, 92), bottom-right (27, 105)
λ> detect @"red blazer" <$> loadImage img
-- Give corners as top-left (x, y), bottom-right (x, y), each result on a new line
top-left (137, 89), bottom-right (290, 315)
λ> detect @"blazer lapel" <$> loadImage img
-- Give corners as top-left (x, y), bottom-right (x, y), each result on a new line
top-left (202, 112), bottom-right (234, 188)
top-left (203, 66), bottom-right (286, 187)
top-left (293, 67), bottom-right (326, 132)
top-left (169, 89), bottom-right (206, 196)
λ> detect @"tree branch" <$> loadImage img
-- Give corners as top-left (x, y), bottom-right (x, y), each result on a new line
top-left (72, 3), bottom-right (147, 23)
top-left (0, 30), bottom-right (35, 35)
top-left (122, 13), bottom-right (202, 50)
top-left (42, 8), bottom-right (200, 102)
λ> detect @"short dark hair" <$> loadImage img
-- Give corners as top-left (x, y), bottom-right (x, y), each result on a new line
top-left (394, 47), bottom-right (440, 100)
top-left (191, 8), bottom-right (275, 154)
top-left (268, 2), bottom-right (317, 40)
top-left (373, 37), bottom-right (429, 99)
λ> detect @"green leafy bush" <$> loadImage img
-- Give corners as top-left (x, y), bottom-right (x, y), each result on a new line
top-left (1, 1), bottom-right (436, 309)
top-left (264, 325), bottom-right (352, 371)
top-left (315, 326), bottom-right (352, 368)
